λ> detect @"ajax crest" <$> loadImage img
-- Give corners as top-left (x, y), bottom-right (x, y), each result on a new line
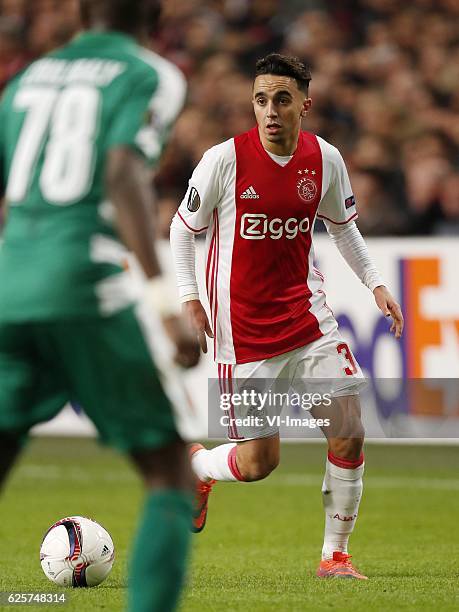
top-left (297, 177), bottom-right (317, 202)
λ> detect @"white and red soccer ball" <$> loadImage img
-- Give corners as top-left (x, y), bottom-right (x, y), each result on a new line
top-left (40, 516), bottom-right (115, 587)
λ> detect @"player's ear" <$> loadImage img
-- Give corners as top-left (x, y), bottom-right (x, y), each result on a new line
top-left (300, 97), bottom-right (312, 117)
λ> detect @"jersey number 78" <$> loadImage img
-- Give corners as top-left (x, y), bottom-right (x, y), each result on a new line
top-left (7, 85), bottom-right (100, 205)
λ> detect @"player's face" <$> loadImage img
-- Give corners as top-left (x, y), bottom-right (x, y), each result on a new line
top-left (252, 75), bottom-right (311, 152)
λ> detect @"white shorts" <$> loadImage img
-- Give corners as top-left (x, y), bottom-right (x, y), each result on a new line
top-left (218, 327), bottom-right (365, 441)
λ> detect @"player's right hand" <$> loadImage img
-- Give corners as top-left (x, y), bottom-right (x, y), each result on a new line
top-left (182, 300), bottom-right (214, 354)
top-left (162, 315), bottom-right (201, 368)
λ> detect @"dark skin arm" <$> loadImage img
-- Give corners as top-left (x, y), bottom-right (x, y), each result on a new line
top-left (106, 147), bottom-right (161, 278)
top-left (0, 164), bottom-right (5, 223)
top-left (106, 147), bottom-right (200, 368)
top-left (0, 191), bottom-right (6, 231)
top-left (1, 115), bottom-right (6, 208)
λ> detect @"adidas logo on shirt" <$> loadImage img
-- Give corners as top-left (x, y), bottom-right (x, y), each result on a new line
top-left (240, 186), bottom-right (260, 199)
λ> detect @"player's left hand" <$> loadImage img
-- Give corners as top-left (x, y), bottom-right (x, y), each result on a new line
top-left (373, 285), bottom-right (404, 339)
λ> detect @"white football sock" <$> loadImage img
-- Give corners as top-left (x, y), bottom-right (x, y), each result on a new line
top-left (321, 457), bottom-right (364, 560)
top-left (191, 443), bottom-right (242, 482)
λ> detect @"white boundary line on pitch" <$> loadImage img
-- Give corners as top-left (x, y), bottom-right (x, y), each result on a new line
top-left (276, 438), bottom-right (459, 446)
top-left (13, 466), bottom-right (459, 490)
top-left (208, 438), bottom-right (459, 446)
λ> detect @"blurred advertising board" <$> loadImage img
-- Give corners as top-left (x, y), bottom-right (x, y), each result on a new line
top-left (34, 237), bottom-right (459, 441)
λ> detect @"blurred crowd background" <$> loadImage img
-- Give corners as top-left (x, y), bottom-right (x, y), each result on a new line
top-left (1, 0), bottom-right (459, 236)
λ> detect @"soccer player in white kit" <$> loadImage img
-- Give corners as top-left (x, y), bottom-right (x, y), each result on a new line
top-left (170, 54), bottom-right (403, 579)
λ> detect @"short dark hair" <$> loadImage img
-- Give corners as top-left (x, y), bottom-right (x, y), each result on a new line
top-left (80, 0), bottom-right (161, 35)
top-left (255, 53), bottom-right (311, 93)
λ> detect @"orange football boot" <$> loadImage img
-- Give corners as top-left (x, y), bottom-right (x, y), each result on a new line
top-left (316, 552), bottom-right (368, 580)
top-left (189, 443), bottom-right (215, 533)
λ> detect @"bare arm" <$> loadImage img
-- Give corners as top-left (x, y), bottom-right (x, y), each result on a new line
top-left (105, 147), bottom-right (200, 367)
top-left (106, 147), bottom-right (161, 279)
top-left (1, 165), bottom-right (5, 221)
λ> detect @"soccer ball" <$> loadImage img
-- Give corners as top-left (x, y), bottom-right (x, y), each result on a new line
top-left (40, 516), bottom-right (115, 587)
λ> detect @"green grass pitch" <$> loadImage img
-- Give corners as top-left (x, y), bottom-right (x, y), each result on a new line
top-left (0, 438), bottom-right (458, 611)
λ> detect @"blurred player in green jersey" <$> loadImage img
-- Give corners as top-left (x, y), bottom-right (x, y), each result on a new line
top-left (0, 1), bottom-right (199, 610)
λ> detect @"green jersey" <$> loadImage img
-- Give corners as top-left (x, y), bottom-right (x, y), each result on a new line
top-left (0, 31), bottom-right (186, 321)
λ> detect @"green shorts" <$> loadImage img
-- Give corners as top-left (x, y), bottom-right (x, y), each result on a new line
top-left (0, 306), bottom-right (179, 452)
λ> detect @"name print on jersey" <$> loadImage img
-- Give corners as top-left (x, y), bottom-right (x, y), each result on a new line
top-left (240, 213), bottom-right (310, 240)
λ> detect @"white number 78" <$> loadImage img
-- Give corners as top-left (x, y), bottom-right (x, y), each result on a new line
top-left (7, 85), bottom-right (100, 205)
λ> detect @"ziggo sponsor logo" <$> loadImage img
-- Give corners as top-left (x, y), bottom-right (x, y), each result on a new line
top-left (240, 213), bottom-right (310, 240)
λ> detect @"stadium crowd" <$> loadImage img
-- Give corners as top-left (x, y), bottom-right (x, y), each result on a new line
top-left (1, 0), bottom-right (459, 236)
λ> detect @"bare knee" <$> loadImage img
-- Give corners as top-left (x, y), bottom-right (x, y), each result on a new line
top-left (234, 436), bottom-right (280, 482)
top-left (240, 459), bottom-right (279, 481)
top-left (324, 399), bottom-right (365, 461)
top-left (237, 450), bottom-right (279, 482)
